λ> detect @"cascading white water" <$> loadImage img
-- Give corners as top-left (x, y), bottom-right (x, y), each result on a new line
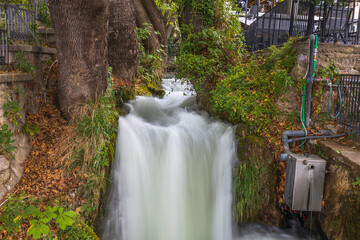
top-left (102, 78), bottom-right (234, 240)
top-left (102, 78), bottom-right (306, 240)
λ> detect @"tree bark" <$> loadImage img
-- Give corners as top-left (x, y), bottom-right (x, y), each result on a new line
top-left (133, 0), bottom-right (161, 53)
top-left (108, 0), bottom-right (138, 89)
top-left (49, 0), bottom-right (109, 117)
top-left (140, 0), bottom-right (166, 46)
top-left (133, 0), bottom-right (172, 53)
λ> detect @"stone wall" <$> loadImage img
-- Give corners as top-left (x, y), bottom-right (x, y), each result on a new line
top-left (311, 141), bottom-right (360, 240)
top-left (0, 79), bottom-right (32, 200)
top-left (0, 46), bottom-right (57, 201)
top-left (280, 41), bottom-right (360, 129)
top-left (292, 41), bottom-right (360, 78)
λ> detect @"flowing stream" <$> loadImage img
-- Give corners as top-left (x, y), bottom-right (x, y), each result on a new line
top-left (102, 78), bottom-right (306, 240)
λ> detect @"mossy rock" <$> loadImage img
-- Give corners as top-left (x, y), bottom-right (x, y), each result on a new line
top-left (233, 124), bottom-right (282, 226)
top-left (147, 83), bottom-right (165, 98)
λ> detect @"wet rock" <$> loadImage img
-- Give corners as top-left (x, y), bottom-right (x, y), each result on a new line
top-left (148, 84), bottom-right (165, 98)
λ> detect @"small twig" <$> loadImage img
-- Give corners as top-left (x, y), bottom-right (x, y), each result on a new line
top-left (0, 190), bottom-right (18, 208)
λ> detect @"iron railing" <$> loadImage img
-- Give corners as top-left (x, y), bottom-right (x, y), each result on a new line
top-left (338, 75), bottom-right (360, 143)
top-left (6, 4), bottom-right (35, 41)
top-left (0, 2), bottom-right (46, 65)
top-left (0, 4), bottom-right (7, 65)
top-left (243, 0), bottom-right (360, 52)
top-left (33, 0), bottom-right (48, 21)
top-left (0, 29), bottom-right (8, 65)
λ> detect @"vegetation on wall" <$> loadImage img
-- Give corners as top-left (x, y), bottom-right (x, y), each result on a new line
top-left (0, 124), bottom-right (17, 159)
top-left (233, 157), bottom-right (268, 222)
top-left (211, 40), bottom-right (297, 132)
top-left (136, 24), bottom-right (166, 97)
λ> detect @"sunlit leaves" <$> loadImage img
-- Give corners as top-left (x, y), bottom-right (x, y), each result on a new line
top-left (211, 39), bottom-right (297, 132)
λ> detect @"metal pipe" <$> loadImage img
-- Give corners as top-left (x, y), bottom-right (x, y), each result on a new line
top-left (280, 129), bottom-right (352, 161)
top-left (280, 130), bottom-right (306, 161)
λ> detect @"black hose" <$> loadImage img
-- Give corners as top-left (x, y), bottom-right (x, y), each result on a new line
top-left (287, 133), bottom-right (346, 143)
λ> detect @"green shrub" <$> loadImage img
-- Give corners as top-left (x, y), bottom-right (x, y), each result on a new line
top-left (14, 51), bottom-right (35, 73)
top-left (176, 0), bottom-right (246, 105)
top-left (136, 23), bottom-right (165, 89)
top-left (0, 124), bottom-right (17, 159)
top-left (0, 195), bottom-right (78, 240)
top-left (211, 39), bottom-right (297, 132)
top-left (24, 122), bottom-right (41, 137)
top-left (3, 97), bottom-right (22, 126)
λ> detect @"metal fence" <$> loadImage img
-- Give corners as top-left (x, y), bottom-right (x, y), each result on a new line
top-left (243, 0), bottom-right (360, 52)
top-left (33, 0), bottom-right (48, 21)
top-left (6, 4), bottom-right (35, 41)
top-left (0, 4), bottom-right (7, 65)
top-left (338, 75), bottom-right (360, 143)
top-left (0, 29), bottom-right (8, 65)
top-left (0, 1), bottom-right (47, 65)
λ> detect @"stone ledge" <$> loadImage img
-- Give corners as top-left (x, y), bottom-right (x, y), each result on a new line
top-left (37, 27), bottom-right (54, 35)
top-left (9, 45), bottom-right (57, 55)
top-left (0, 73), bottom-right (33, 84)
top-left (318, 140), bottom-right (360, 172)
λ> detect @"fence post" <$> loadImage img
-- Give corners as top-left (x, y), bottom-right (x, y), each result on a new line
top-left (306, 0), bottom-right (316, 36)
top-left (289, 0), bottom-right (296, 36)
top-left (319, 2), bottom-right (327, 42)
top-left (356, 3), bottom-right (360, 44)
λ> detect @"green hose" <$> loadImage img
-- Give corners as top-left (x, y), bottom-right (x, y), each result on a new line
top-left (328, 79), bottom-right (342, 119)
top-left (302, 85), bottom-right (306, 149)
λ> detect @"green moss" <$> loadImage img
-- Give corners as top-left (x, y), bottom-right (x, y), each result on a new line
top-left (233, 157), bottom-right (268, 222)
top-left (114, 86), bottom-right (135, 103)
top-left (233, 125), bottom-right (277, 223)
top-left (147, 83), bottom-right (165, 98)
top-left (340, 186), bottom-right (360, 239)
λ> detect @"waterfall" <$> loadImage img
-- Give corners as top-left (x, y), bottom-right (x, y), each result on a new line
top-left (102, 78), bottom-right (235, 240)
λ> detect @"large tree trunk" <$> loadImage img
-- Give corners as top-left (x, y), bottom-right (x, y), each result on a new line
top-left (108, 0), bottom-right (138, 90)
top-left (49, 0), bottom-right (109, 117)
top-left (133, 0), bottom-right (171, 53)
top-left (133, 0), bottom-right (161, 53)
